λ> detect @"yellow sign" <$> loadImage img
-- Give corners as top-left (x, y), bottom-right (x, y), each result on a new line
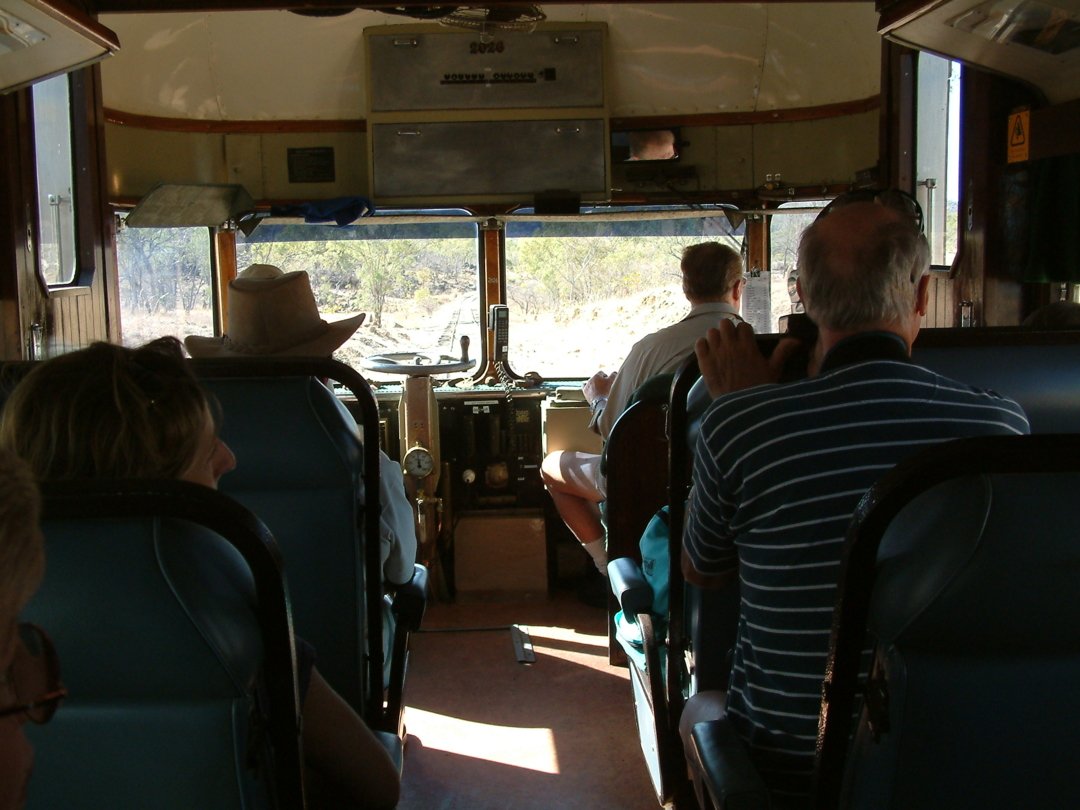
top-left (1007, 109), bottom-right (1030, 163)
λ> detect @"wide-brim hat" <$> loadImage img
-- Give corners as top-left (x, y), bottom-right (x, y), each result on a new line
top-left (185, 264), bottom-right (365, 358)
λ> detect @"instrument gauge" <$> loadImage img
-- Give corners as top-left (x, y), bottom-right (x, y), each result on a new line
top-left (402, 446), bottom-right (436, 478)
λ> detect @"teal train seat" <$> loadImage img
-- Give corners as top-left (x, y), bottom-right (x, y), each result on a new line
top-left (194, 356), bottom-right (426, 736)
top-left (690, 434), bottom-right (1080, 809)
top-left (24, 479), bottom-right (304, 810)
top-left (911, 327), bottom-right (1080, 433)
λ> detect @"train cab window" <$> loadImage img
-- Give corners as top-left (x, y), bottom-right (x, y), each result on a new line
top-left (504, 206), bottom-right (744, 378)
top-left (114, 219), bottom-right (213, 346)
top-left (916, 53), bottom-right (963, 268)
top-left (769, 201), bottom-right (828, 329)
top-left (31, 74), bottom-right (77, 286)
top-left (235, 213), bottom-right (479, 381)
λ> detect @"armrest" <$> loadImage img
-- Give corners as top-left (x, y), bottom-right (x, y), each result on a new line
top-left (390, 563), bottom-right (428, 631)
top-left (689, 718), bottom-right (771, 809)
top-left (608, 557), bottom-right (654, 616)
top-left (383, 564), bottom-right (428, 736)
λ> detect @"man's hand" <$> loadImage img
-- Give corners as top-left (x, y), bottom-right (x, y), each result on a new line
top-left (583, 370), bottom-right (617, 405)
top-left (694, 319), bottom-right (800, 399)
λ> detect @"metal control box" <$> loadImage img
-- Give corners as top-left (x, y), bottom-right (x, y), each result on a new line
top-left (364, 23), bottom-right (610, 206)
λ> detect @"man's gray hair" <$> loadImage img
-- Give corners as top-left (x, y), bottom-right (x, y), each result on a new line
top-left (798, 220), bottom-right (929, 331)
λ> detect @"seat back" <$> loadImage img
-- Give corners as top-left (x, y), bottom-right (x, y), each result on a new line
top-left (603, 383), bottom-right (672, 666)
top-left (818, 435), bottom-right (1080, 809)
top-left (194, 357), bottom-right (386, 724)
top-left (668, 354), bottom-right (740, 699)
top-left (603, 398), bottom-right (670, 566)
top-left (912, 327), bottom-right (1080, 433)
top-left (24, 479), bottom-right (304, 810)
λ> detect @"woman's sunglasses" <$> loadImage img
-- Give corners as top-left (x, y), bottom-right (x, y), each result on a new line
top-left (0, 623), bottom-right (67, 724)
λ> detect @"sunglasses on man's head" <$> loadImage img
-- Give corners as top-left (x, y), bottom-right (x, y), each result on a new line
top-left (815, 188), bottom-right (924, 232)
top-left (0, 623), bottom-right (67, 724)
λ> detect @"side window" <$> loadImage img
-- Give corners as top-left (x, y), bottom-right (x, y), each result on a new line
top-left (31, 74), bottom-right (77, 286)
top-left (114, 220), bottom-right (214, 347)
top-left (916, 53), bottom-right (962, 268)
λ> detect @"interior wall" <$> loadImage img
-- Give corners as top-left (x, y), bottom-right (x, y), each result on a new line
top-left (106, 109), bottom-right (877, 205)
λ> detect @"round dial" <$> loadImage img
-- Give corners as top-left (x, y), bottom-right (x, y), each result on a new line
top-left (402, 446), bottom-right (435, 478)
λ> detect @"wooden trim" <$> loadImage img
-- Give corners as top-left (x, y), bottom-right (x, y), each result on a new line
top-left (94, 0), bottom-right (868, 9)
top-left (1030, 99), bottom-right (1080, 161)
top-left (105, 96), bottom-right (878, 137)
top-left (611, 95), bottom-right (880, 131)
top-left (103, 108), bottom-right (366, 134)
top-left (876, 0), bottom-right (951, 36)
top-left (882, 42), bottom-right (916, 190)
top-left (212, 228), bottom-right (236, 335)
top-left (30, 0), bottom-right (120, 50)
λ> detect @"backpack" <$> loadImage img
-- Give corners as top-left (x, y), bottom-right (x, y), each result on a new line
top-left (613, 505), bottom-right (671, 648)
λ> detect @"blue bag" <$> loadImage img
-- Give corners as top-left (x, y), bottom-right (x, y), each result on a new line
top-left (614, 506), bottom-right (671, 648)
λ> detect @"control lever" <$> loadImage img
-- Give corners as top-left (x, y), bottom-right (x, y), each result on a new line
top-left (460, 334), bottom-right (470, 363)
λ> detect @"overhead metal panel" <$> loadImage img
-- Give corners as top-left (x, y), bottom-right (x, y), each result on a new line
top-left (366, 25), bottom-right (606, 112)
top-left (371, 118), bottom-right (607, 203)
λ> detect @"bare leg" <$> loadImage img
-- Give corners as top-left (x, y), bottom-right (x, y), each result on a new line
top-left (541, 451), bottom-right (607, 570)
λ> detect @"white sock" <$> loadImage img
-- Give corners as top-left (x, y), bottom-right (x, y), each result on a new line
top-left (583, 538), bottom-right (608, 576)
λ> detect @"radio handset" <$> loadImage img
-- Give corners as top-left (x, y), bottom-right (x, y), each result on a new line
top-left (488, 304), bottom-right (515, 399)
top-left (489, 304), bottom-right (509, 364)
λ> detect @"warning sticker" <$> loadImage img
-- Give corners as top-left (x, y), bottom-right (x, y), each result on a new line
top-left (1007, 109), bottom-right (1030, 163)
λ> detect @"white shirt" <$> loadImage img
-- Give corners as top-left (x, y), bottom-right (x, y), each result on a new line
top-left (595, 301), bottom-right (742, 439)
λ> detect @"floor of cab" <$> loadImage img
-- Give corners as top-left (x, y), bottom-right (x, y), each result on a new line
top-left (398, 576), bottom-right (659, 810)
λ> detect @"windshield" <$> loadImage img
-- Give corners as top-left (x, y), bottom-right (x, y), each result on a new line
top-left (236, 214), bottom-right (479, 382)
top-left (504, 208), bottom-right (745, 379)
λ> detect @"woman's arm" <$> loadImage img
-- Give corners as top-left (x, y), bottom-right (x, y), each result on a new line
top-left (302, 667), bottom-right (401, 810)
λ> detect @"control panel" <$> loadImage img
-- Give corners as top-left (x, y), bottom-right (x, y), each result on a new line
top-left (438, 396), bottom-right (545, 510)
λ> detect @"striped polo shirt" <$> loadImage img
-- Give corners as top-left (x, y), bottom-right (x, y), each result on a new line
top-left (683, 332), bottom-right (1030, 806)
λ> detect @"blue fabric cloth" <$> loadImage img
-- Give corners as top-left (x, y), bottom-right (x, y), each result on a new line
top-left (614, 506), bottom-right (672, 647)
top-left (270, 196), bottom-right (373, 226)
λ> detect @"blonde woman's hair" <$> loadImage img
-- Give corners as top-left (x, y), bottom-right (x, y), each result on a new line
top-left (0, 338), bottom-right (212, 482)
top-left (0, 449), bottom-right (44, 626)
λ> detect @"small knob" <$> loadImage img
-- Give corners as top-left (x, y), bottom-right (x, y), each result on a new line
top-left (460, 334), bottom-right (470, 362)
top-left (462, 468), bottom-right (476, 484)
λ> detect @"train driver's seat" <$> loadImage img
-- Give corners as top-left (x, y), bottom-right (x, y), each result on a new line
top-left (689, 434), bottom-right (1080, 809)
top-left (24, 479), bottom-right (305, 810)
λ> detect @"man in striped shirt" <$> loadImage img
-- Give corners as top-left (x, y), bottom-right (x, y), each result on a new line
top-left (681, 197), bottom-right (1029, 807)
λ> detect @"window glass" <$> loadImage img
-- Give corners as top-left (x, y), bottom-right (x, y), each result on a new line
top-left (115, 220), bottom-right (214, 346)
top-left (917, 53), bottom-right (962, 267)
top-left (767, 202), bottom-right (827, 330)
top-left (236, 215), bottom-right (479, 382)
top-left (32, 75), bottom-right (77, 286)
top-left (504, 208), bottom-right (745, 379)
